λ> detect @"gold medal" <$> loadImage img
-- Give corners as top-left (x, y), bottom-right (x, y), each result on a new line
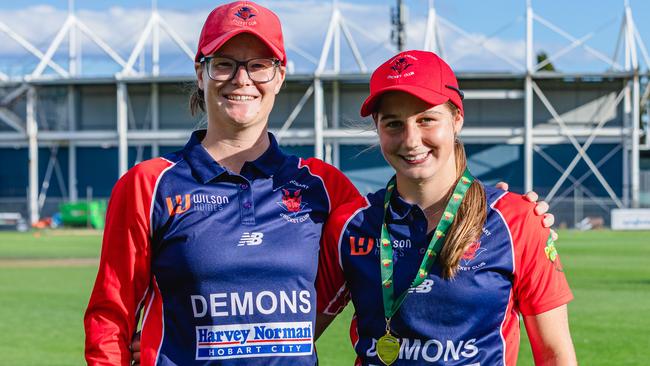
top-left (377, 331), bottom-right (399, 365)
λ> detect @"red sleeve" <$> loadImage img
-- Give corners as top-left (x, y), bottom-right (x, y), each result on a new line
top-left (84, 158), bottom-right (171, 366)
top-left (299, 158), bottom-right (361, 213)
top-left (316, 197), bottom-right (369, 315)
top-left (494, 192), bottom-right (573, 316)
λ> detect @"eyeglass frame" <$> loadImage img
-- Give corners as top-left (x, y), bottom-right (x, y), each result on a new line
top-left (199, 55), bottom-right (281, 84)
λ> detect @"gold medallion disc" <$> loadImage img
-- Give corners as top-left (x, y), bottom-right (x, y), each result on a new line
top-left (377, 333), bottom-right (399, 365)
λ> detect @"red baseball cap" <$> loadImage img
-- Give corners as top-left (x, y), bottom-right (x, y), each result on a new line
top-left (195, 1), bottom-right (286, 65)
top-left (360, 50), bottom-right (464, 117)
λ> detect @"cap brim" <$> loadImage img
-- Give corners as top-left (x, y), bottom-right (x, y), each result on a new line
top-left (359, 85), bottom-right (450, 117)
top-left (198, 29), bottom-right (285, 64)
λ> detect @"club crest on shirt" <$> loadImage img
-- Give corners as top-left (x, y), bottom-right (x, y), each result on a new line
top-left (461, 241), bottom-right (487, 264)
top-left (277, 189), bottom-right (310, 223)
top-left (458, 241), bottom-right (487, 271)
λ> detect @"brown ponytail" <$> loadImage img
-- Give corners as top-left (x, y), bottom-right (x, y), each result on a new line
top-left (189, 84), bottom-right (205, 116)
top-left (439, 102), bottom-right (487, 279)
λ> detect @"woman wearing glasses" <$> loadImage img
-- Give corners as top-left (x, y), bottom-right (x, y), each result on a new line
top-left (84, 2), bottom-right (555, 365)
top-left (85, 2), bottom-right (359, 365)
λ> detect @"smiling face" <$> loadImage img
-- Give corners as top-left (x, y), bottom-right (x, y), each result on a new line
top-left (195, 33), bottom-right (285, 131)
top-left (375, 91), bottom-right (463, 184)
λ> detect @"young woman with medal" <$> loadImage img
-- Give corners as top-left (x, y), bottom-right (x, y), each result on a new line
top-left (316, 50), bottom-right (577, 365)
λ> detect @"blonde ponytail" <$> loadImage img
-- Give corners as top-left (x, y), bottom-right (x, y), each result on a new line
top-left (439, 102), bottom-right (487, 279)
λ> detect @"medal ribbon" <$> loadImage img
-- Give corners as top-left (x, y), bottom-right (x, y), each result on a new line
top-left (379, 168), bottom-right (474, 319)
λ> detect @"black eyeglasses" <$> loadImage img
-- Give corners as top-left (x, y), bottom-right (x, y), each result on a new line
top-left (199, 56), bottom-right (280, 83)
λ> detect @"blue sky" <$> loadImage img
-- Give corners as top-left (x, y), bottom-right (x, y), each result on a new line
top-left (0, 0), bottom-right (648, 77)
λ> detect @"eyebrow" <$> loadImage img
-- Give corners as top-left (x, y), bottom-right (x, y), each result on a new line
top-left (379, 114), bottom-right (399, 121)
top-left (420, 110), bottom-right (445, 115)
top-left (379, 110), bottom-right (444, 120)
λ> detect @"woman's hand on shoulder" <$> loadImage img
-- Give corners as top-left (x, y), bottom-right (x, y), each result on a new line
top-left (495, 181), bottom-right (557, 241)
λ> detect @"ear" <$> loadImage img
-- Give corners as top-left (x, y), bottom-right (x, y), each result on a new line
top-left (452, 112), bottom-right (464, 135)
top-left (273, 66), bottom-right (286, 94)
top-left (195, 62), bottom-right (205, 91)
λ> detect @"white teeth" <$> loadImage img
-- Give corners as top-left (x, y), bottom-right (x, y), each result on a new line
top-left (403, 152), bottom-right (429, 161)
top-left (226, 95), bottom-right (255, 101)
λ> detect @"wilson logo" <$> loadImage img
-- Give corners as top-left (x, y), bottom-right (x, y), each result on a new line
top-left (166, 194), bottom-right (191, 216)
top-left (350, 236), bottom-right (375, 256)
top-left (238, 232), bottom-right (264, 246)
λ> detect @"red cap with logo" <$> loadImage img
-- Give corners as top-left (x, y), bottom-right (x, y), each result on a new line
top-left (195, 1), bottom-right (286, 65)
top-left (360, 50), bottom-right (464, 117)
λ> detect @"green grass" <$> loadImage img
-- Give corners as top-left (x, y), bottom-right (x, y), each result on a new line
top-left (0, 230), bottom-right (102, 259)
top-left (0, 266), bottom-right (97, 366)
top-left (0, 230), bottom-right (649, 365)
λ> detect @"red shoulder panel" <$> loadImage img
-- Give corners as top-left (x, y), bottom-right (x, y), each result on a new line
top-left (316, 196), bottom-right (369, 315)
top-left (84, 158), bottom-right (173, 366)
top-left (299, 158), bottom-right (361, 213)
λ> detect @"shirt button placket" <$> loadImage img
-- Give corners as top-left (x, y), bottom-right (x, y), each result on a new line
top-left (239, 181), bottom-right (255, 225)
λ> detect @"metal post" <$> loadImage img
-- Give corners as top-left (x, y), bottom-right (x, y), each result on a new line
top-left (524, 0), bottom-right (534, 193)
top-left (26, 87), bottom-right (39, 225)
top-left (574, 186), bottom-right (583, 227)
top-left (391, 0), bottom-right (406, 52)
top-left (632, 73), bottom-right (641, 207)
top-left (625, 3), bottom-right (641, 208)
top-left (67, 85), bottom-right (78, 201)
top-left (623, 83), bottom-right (631, 207)
top-left (314, 78), bottom-right (324, 160)
top-left (332, 81), bottom-right (340, 168)
top-left (151, 82), bottom-right (160, 157)
top-left (332, 11), bottom-right (341, 167)
top-left (117, 83), bottom-right (129, 176)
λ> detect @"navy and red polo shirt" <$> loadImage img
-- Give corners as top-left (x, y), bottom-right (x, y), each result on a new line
top-left (316, 184), bottom-right (573, 366)
top-left (85, 130), bottom-right (360, 365)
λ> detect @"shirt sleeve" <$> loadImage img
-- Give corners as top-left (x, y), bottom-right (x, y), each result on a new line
top-left (502, 193), bottom-right (574, 316)
top-left (299, 157), bottom-right (361, 213)
top-left (84, 161), bottom-right (165, 365)
top-left (327, 168), bottom-right (361, 213)
top-left (316, 198), bottom-right (367, 315)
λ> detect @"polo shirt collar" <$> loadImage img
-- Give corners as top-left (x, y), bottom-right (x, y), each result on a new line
top-left (242, 132), bottom-right (286, 178)
top-left (183, 130), bottom-right (287, 183)
top-left (387, 185), bottom-right (418, 221)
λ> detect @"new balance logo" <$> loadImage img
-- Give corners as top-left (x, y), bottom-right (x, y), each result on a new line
top-left (238, 232), bottom-right (264, 246)
top-left (350, 236), bottom-right (375, 255)
top-left (408, 279), bottom-right (434, 294)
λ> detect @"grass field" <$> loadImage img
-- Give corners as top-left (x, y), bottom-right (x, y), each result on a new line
top-left (0, 230), bottom-right (649, 365)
